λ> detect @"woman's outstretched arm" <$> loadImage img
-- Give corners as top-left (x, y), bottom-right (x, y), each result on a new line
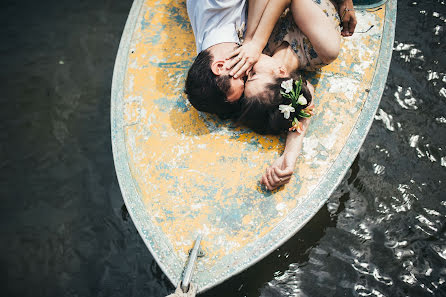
top-left (260, 81), bottom-right (314, 191)
top-left (260, 118), bottom-right (310, 190)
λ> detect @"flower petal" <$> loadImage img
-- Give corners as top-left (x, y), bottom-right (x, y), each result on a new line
top-left (281, 79), bottom-right (294, 93)
top-left (297, 95), bottom-right (307, 105)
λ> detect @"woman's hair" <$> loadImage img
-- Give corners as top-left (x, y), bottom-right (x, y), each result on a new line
top-left (237, 72), bottom-right (312, 135)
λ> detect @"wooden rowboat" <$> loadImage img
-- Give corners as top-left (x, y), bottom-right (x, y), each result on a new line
top-left (111, 0), bottom-right (396, 293)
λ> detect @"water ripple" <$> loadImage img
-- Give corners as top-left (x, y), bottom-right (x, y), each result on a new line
top-left (374, 109), bottom-right (396, 132)
top-left (394, 86), bottom-right (419, 110)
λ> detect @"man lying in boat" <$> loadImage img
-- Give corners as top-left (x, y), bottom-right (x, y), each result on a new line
top-left (185, 0), bottom-right (356, 190)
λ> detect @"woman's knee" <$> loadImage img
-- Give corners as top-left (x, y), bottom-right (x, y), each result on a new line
top-left (318, 38), bottom-right (340, 64)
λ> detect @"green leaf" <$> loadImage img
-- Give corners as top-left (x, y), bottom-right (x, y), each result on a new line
top-left (295, 78), bottom-right (302, 97)
top-left (280, 91), bottom-right (289, 98)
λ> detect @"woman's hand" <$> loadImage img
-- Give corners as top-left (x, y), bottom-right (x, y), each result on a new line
top-left (260, 153), bottom-right (296, 191)
top-left (226, 40), bottom-right (263, 79)
top-left (338, 0), bottom-right (357, 37)
top-left (260, 115), bottom-right (312, 191)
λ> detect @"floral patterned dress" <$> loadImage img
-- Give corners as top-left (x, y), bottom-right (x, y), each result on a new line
top-left (263, 0), bottom-right (341, 71)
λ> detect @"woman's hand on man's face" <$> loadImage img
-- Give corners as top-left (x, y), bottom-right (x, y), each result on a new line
top-left (226, 40), bottom-right (263, 79)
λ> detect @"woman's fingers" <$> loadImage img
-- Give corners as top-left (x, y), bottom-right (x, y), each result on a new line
top-left (266, 168), bottom-right (275, 189)
top-left (274, 167), bottom-right (292, 182)
top-left (226, 54), bottom-right (243, 70)
top-left (268, 167), bottom-right (281, 185)
top-left (233, 62), bottom-right (253, 79)
top-left (226, 41), bottom-right (262, 77)
top-left (274, 166), bottom-right (293, 179)
top-left (261, 168), bottom-right (279, 191)
top-left (261, 171), bottom-right (291, 191)
top-left (264, 167), bottom-right (292, 190)
top-left (226, 47), bottom-right (241, 61)
top-left (226, 54), bottom-right (244, 71)
top-left (261, 155), bottom-right (296, 191)
top-left (272, 168), bottom-right (291, 186)
top-left (260, 173), bottom-right (272, 190)
top-left (229, 57), bottom-right (248, 78)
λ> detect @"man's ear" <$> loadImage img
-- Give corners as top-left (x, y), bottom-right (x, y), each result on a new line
top-left (211, 60), bottom-right (226, 76)
top-left (277, 66), bottom-right (289, 78)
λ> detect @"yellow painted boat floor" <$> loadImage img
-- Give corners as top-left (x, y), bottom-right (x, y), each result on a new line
top-left (117, 0), bottom-right (388, 286)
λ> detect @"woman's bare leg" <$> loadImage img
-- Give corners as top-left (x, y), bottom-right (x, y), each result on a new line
top-left (290, 0), bottom-right (340, 64)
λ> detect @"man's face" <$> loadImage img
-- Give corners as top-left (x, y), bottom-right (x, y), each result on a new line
top-left (208, 44), bottom-right (247, 102)
top-left (226, 72), bottom-right (245, 102)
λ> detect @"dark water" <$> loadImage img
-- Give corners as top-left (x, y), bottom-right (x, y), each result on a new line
top-left (2, 0), bottom-right (445, 296)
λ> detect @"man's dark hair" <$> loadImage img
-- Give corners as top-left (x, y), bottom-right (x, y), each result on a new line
top-left (185, 49), bottom-right (241, 119)
top-left (237, 73), bottom-right (312, 135)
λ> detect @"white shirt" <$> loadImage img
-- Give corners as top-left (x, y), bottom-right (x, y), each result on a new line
top-left (186, 0), bottom-right (247, 53)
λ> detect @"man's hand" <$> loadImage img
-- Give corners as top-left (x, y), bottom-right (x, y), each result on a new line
top-left (338, 0), bottom-right (357, 37)
top-left (226, 40), bottom-right (262, 79)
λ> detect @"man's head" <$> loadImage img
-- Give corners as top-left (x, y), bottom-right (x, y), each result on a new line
top-left (184, 45), bottom-right (245, 118)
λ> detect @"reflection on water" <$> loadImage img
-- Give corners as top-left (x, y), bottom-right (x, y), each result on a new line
top-left (2, 0), bottom-right (445, 297)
